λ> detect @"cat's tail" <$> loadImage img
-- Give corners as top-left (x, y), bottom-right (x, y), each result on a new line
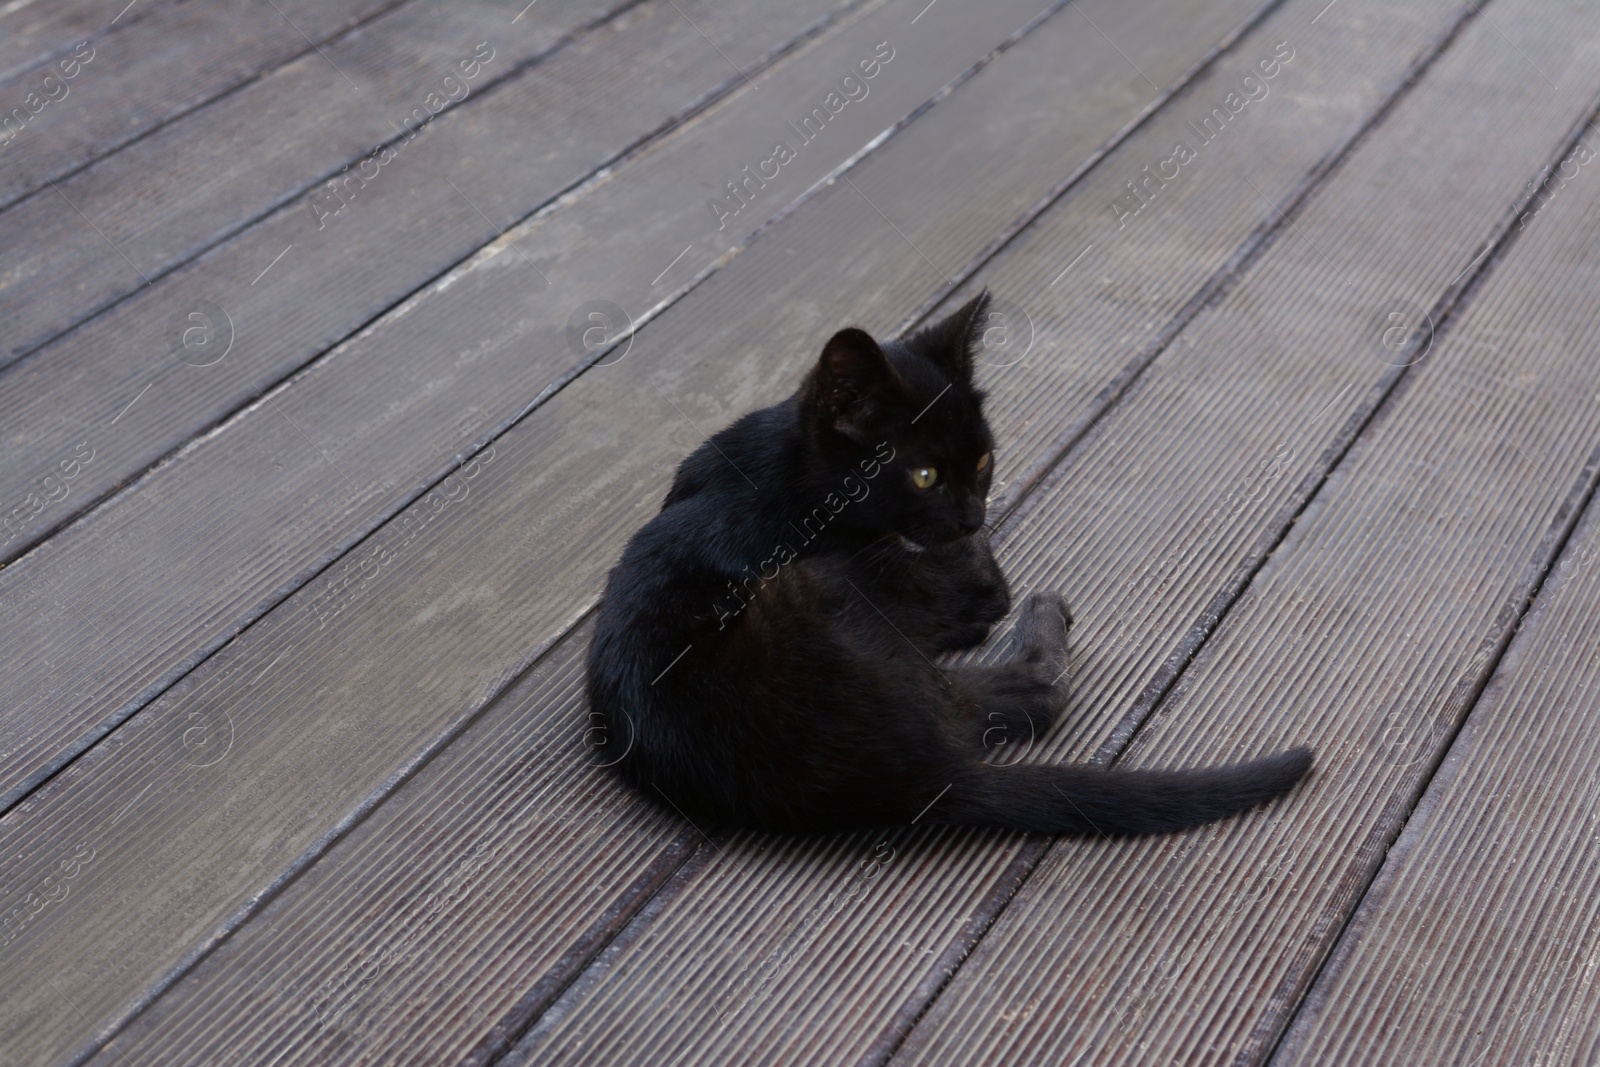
top-left (935, 747), bottom-right (1312, 836)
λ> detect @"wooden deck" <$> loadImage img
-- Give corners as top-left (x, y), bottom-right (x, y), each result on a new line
top-left (3, 0), bottom-right (1599, 1062)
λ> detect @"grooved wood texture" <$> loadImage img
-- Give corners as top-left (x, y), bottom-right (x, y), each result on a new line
top-left (0, 0), bottom-right (1238, 1059)
top-left (4, 0), bottom-right (1597, 1063)
top-left (894, 8), bottom-right (1600, 1065)
top-left (0, 0), bottom-right (178, 85)
top-left (0, 0), bottom-right (864, 567)
top-left (70, 0), bottom-right (1460, 1062)
top-left (0, 0), bottom-right (627, 360)
top-left (0, 0), bottom-right (860, 808)
top-left (511, 1), bottom-right (1600, 1062)
top-left (1266, 164), bottom-right (1600, 1067)
top-left (0, 0), bottom-right (407, 213)
top-left (84, 619), bottom-right (700, 1067)
top-left (0, 0), bottom-right (876, 566)
top-left (0, 0), bottom-right (1216, 829)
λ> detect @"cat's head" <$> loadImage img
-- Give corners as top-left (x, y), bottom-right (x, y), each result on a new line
top-left (802, 291), bottom-right (997, 545)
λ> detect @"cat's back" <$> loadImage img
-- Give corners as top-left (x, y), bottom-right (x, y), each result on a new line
top-left (661, 398), bottom-right (799, 507)
top-left (596, 396), bottom-right (802, 641)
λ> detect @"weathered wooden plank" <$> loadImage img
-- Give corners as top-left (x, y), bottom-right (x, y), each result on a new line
top-left (0, 0), bottom-right (866, 569)
top-left (0, 0), bottom-right (1166, 1058)
top-left (75, 618), bottom-right (704, 1067)
top-left (0, 0), bottom-right (628, 362)
top-left (1268, 257), bottom-right (1600, 1066)
top-left (62, 0), bottom-right (1478, 1063)
top-left (891, 26), bottom-right (1600, 1067)
top-left (0, 0), bottom-right (1175, 811)
top-left (0, 0), bottom-right (177, 86)
top-left (504, 0), bottom-right (1600, 1061)
top-left (74, 618), bottom-right (698, 1067)
top-left (0, 0), bottom-right (408, 214)
top-left (0, 0), bottom-right (861, 806)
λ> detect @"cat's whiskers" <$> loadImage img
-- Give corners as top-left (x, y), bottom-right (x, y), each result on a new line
top-left (845, 534), bottom-right (906, 571)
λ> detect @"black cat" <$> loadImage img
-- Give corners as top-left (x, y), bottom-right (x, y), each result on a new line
top-left (586, 292), bottom-right (1311, 835)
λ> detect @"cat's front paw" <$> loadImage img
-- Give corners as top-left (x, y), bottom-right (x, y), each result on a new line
top-left (1017, 591), bottom-right (1072, 665)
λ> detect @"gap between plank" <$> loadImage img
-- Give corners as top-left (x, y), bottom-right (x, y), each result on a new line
top-left (0, 0), bottom-right (417, 218)
top-left (1, 0), bottom-right (881, 813)
top-left (1253, 94), bottom-right (1600, 1067)
top-left (0, 0), bottom-right (170, 93)
top-left (869, 32), bottom-right (1600, 1067)
top-left (44, 0), bottom-right (1114, 1057)
top-left (47, 0), bottom-right (1305, 1059)
top-left (0, 0), bottom-right (653, 368)
top-left (0, 0), bottom-right (862, 575)
top-left (476, 0), bottom-right (1362, 1059)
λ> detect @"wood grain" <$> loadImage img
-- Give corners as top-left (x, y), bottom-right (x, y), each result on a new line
top-left (1267, 181), bottom-right (1600, 1067)
top-left (0, 0), bottom-right (858, 806)
top-left (0, 0), bottom-right (1149, 811)
top-left (0, 0), bottom-right (865, 567)
top-left (0, 0), bottom-right (408, 214)
top-left (508, 0), bottom-right (1600, 1062)
top-left (893, 9), bottom-right (1600, 1067)
top-left (0, 0), bottom-right (178, 86)
top-left (61, 618), bottom-right (700, 1066)
top-left (53, 0), bottom-right (1445, 1063)
top-left (0, 0), bottom-right (1168, 1059)
top-left (3, 2), bottom-right (1587, 1067)
top-left (0, 0), bottom-right (627, 361)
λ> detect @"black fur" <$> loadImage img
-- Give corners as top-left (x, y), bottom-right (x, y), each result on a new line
top-left (586, 292), bottom-right (1311, 835)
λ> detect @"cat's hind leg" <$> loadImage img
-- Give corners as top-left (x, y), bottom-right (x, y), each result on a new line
top-left (946, 591), bottom-right (1072, 753)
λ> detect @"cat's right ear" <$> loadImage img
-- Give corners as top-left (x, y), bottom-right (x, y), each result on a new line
top-left (812, 327), bottom-right (905, 436)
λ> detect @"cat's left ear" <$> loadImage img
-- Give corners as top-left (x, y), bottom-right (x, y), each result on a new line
top-left (811, 326), bottom-right (907, 437)
top-left (912, 290), bottom-right (991, 382)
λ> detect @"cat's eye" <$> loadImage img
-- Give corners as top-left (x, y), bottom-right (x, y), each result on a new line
top-left (911, 466), bottom-right (938, 490)
top-left (976, 451), bottom-right (992, 473)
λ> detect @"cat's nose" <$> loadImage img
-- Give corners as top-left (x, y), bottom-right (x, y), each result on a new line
top-left (958, 501), bottom-right (985, 534)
